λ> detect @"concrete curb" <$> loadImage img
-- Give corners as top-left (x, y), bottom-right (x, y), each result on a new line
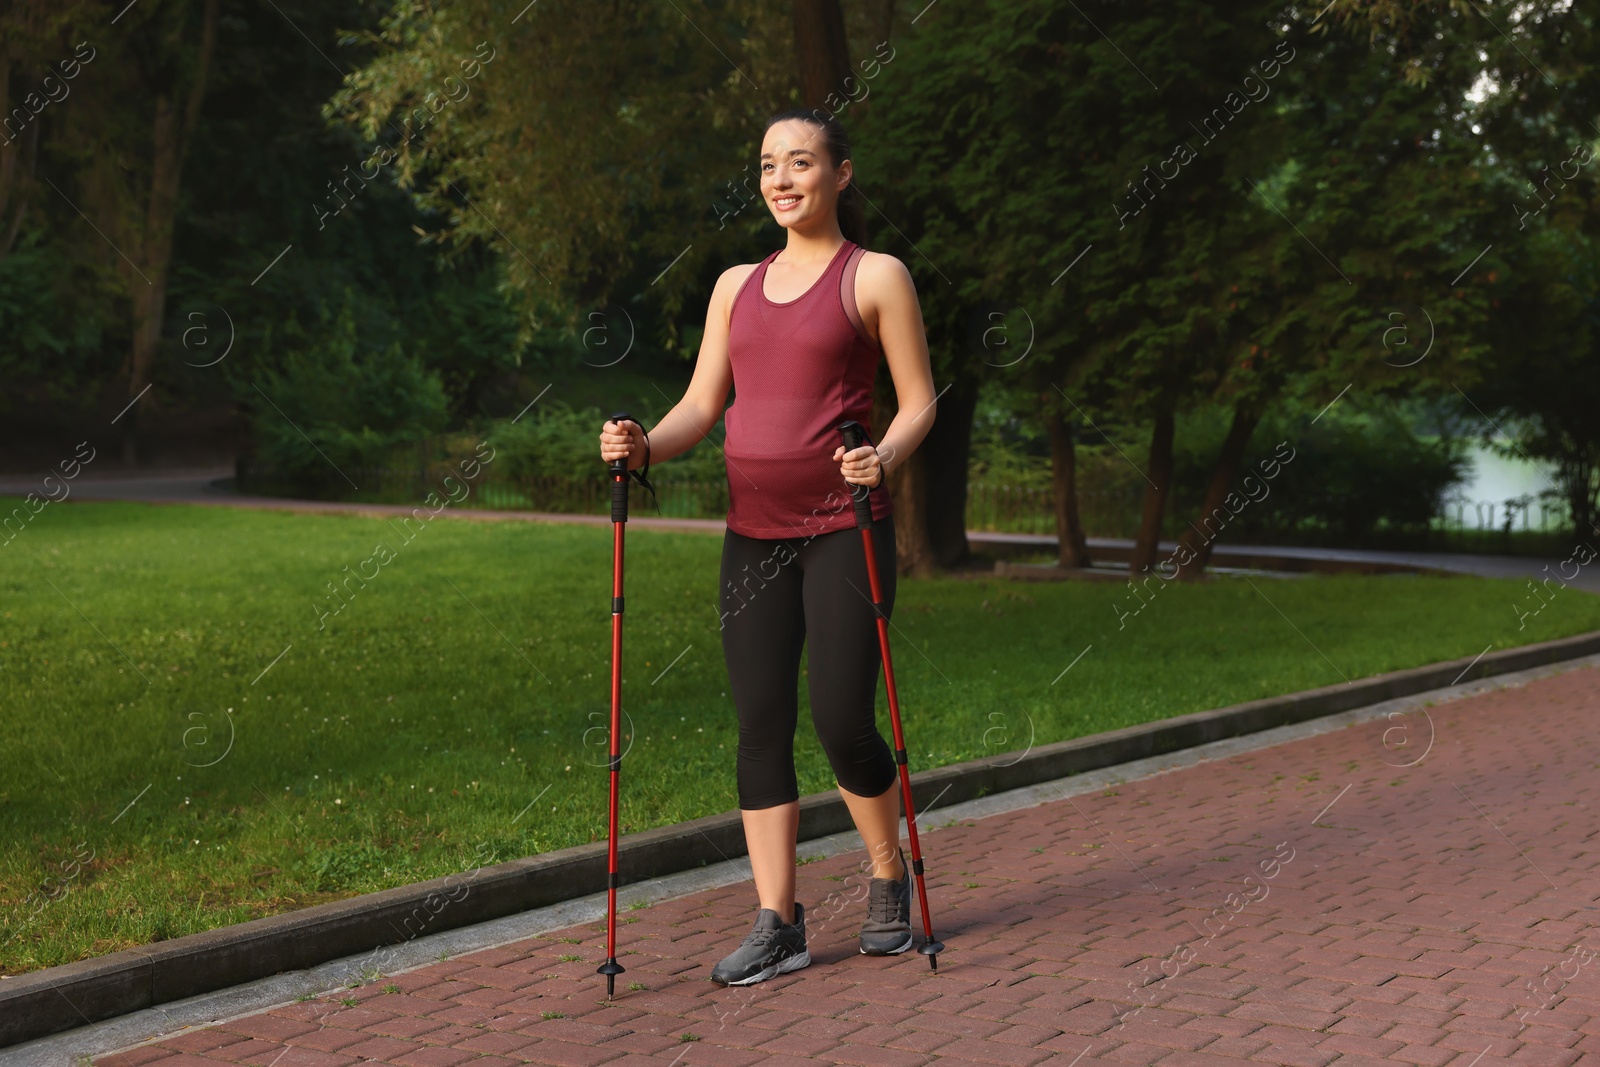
top-left (5, 628), bottom-right (1598, 1047)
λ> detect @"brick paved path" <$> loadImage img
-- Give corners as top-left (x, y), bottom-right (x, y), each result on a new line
top-left (97, 666), bottom-right (1600, 1067)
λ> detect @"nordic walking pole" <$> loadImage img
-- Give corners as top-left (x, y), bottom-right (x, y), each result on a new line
top-left (837, 419), bottom-right (946, 971)
top-left (595, 411), bottom-right (636, 1000)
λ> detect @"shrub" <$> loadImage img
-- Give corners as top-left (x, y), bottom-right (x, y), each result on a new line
top-left (245, 290), bottom-right (449, 493)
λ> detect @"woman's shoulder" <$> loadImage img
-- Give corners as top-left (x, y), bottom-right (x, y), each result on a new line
top-left (716, 253), bottom-right (778, 296)
top-left (718, 259), bottom-right (764, 287)
top-left (711, 257), bottom-right (763, 298)
top-left (854, 248), bottom-right (911, 280)
top-left (851, 248), bottom-right (915, 301)
top-left (709, 255), bottom-right (773, 326)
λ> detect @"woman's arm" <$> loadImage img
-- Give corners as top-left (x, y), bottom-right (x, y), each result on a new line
top-left (834, 252), bottom-right (937, 488)
top-left (598, 264), bottom-right (751, 468)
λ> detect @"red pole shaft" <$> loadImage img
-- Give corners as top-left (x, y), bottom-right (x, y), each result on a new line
top-left (606, 487), bottom-right (624, 969)
top-left (857, 526), bottom-right (938, 949)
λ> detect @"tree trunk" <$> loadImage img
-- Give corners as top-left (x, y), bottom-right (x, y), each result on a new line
top-left (1128, 406), bottom-right (1175, 574)
top-left (875, 0), bottom-right (896, 49)
top-left (1564, 452), bottom-right (1600, 541)
top-left (0, 55), bottom-right (45, 263)
top-left (873, 389), bottom-right (936, 577)
top-left (921, 370), bottom-right (977, 569)
top-left (118, 0), bottom-right (220, 465)
top-left (791, 0), bottom-right (851, 109)
top-left (1173, 402), bottom-right (1262, 580)
top-left (1047, 403), bottom-right (1091, 568)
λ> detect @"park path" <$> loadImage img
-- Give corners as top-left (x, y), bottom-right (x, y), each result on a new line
top-left (93, 663), bottom-right (1600, 1066)
top-left (3, 467), bottom-right (1595, 591)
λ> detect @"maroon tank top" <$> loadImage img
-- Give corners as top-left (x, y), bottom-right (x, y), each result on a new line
top-left (723, 239), bottom-right (895, 539)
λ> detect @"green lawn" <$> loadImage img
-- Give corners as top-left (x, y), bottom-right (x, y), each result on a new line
top-left (2, 496), bottom-right (1597, 975)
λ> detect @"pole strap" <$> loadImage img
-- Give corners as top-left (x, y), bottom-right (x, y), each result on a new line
top-left (857, 424), bottom-right (886, 489)
top-left (627, 427), bottom-right (661, 514)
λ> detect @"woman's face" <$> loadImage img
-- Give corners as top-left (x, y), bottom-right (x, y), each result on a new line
top-left (760, 118), bottom-right (849, 231)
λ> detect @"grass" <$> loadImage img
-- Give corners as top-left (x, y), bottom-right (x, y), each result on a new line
top-left (1, 497), bottom-right (1598, 976)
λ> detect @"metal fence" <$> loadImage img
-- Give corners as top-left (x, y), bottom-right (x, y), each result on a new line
top-left (965, 482), bottom-right (1145, 539)
top-left (1436, 493), bottom-right (1573, 535)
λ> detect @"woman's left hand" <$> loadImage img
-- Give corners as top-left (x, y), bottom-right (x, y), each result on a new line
top-left (833, 443), bottom-right (883, 488)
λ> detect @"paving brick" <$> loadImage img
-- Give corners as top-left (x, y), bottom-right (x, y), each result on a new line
top-left (447, 1029), bottom-right (538, 1056)
top-left (505, 1038), bottom-right (628, 1067)
top-left (413, 1023), bottom-right (486, 1046)
top-left (364, 1014), bottom-right (450, 1041)
top-left (661, 1045), bottom-right (765, 1067)
top-left (205, 1038), bottom-right (287, 1063)
top-left (221, 1017), bottom-right (321, 1044)
top-left (750, 1032), bottom-right (841, 1059)
top-left (161, 1031), bottom-right (250, 1055)
top-left (337, 1035), bottom-right (426, 1060)
top-left (390, 1047), bottom-right (477, 1067)
top-left (836, 1021), bottom-right (954, 1054)
top-left (886, 1011), bottom-right (1005, 1039)
top-left (818, 1043), bottom-right (936, 1067)
top-left (248, 1049), bottom-right (357, 1067)
top-left (95, 1046), bottom-right (179, 1067)
top-left (1388, 1045), bottom-right (1458, 1067)
top-left (919, 1036), bottom-right (1055, 1066)
top-left (1507, 1047), bottom-right (1582, 1067)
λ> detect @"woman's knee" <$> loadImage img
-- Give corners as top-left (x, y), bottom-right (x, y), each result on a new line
top-left (813, 713), bottom-right (891, 774)
top-left (827, 735), bottom-right (897, 798)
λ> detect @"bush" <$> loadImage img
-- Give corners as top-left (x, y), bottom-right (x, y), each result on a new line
top-left (244, 291), bottom-right (449, 493)
top-left (480, 398), bottom-right (728, 483)
top-left (1169, 397), bottom-right (1471, 542)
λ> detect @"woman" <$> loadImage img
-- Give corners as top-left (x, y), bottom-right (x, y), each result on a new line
top-left (597, 109), bottom-right (937, 986)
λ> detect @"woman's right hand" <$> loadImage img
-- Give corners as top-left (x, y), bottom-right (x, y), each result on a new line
top-left (599, 418), bottom-right (645, 469)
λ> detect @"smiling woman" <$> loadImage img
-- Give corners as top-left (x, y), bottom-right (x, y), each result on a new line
top-left (604, 106), bottom-right (942, 985)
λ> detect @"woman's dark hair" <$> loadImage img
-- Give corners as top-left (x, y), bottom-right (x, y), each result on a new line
top-left (763, 108), bottom-right (869, 248)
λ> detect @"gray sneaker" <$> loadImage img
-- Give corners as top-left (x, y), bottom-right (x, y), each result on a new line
top-left (860, 847), bottom-right (914, 955)
top-left (709, 902), bottom-right (810, 986)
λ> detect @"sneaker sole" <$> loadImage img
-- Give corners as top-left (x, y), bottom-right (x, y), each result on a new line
top-left (711, 948), bottom-right (811, 987)
top-left (859, 933), bottom-right (914, 956)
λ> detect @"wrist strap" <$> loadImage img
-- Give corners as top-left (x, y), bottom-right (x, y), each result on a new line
top-left (859, 425), bottom-right (886, 489)
top-left (628, 427), bottom-right (660, 514)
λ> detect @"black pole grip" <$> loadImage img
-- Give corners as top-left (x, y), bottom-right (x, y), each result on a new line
top-left (837, 420), bottom-right (875, 530)
top-left (609, 411), bottom-right (634, 524)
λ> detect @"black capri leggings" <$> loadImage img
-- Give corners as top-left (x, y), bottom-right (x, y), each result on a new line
top-left (719, 524), bottom-right (899, 810)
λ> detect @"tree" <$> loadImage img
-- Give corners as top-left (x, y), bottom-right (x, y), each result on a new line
top-left (322, 0), bottom-right (800, 351)
top-left (44, 0), bottom-right (220, 464)
top-left (1477, 217), bottom-right (1600, 539)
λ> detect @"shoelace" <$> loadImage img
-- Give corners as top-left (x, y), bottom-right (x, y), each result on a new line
top-left (741, 925), bottom-right (780, 947)
top-left (868, 876), bottom-right (903, 924)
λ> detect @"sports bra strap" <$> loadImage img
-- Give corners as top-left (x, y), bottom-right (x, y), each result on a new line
top-left (840, 244), bottom-right (877, 349)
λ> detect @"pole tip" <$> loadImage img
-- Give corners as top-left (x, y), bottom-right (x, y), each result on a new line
top-left (598, 957), bottom-right (625, 996)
